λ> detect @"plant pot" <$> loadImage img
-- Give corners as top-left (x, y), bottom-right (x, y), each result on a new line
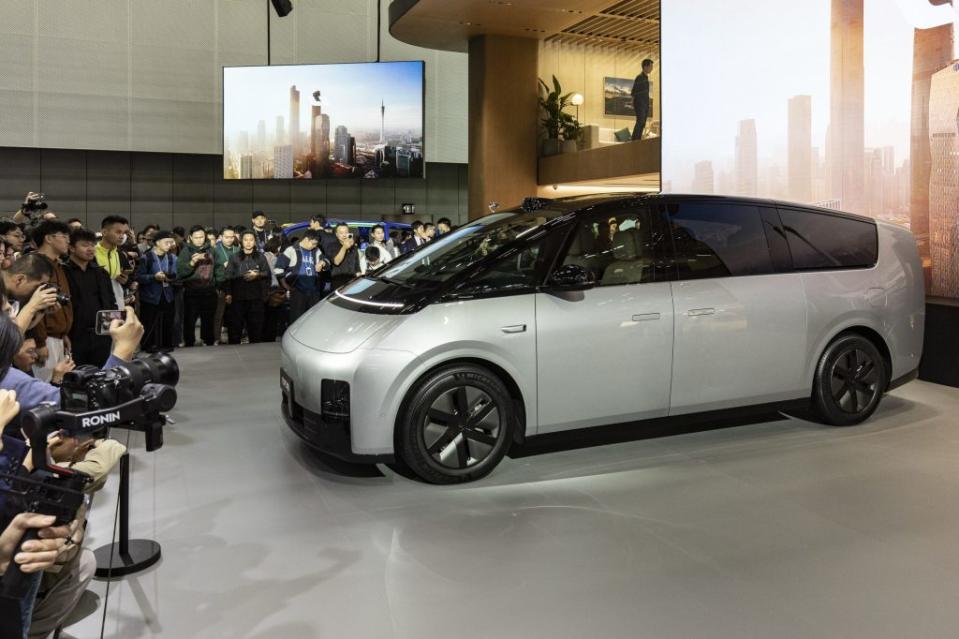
top-left (542, 138), bottom-right (561, 156)
top-left (561, 139), bottom-right (579, 153)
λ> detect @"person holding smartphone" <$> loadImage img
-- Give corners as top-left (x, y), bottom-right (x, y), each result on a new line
top-left (223, 231), bottom-right (270, 345)
top-left (330, 223), bottom-right (361, 292)
top-left (175, 226), bottom-right (217, 347)
top-left (135, 230), bottom-right (178, 353)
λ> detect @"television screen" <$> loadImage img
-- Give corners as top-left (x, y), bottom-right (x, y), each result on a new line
top-left (223, 61), bottom-right (424, 180)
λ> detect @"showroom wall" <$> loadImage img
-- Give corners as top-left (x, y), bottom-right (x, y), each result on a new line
top-left (0, 0), bottom-right (467, 163)
top-left (0, 146), bottom-right (468, 231)
top-left (538, 41), bottom-right (661, 136)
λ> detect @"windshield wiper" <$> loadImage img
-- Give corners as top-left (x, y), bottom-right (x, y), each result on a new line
top-left (378, 275), bottom-right (415, 289)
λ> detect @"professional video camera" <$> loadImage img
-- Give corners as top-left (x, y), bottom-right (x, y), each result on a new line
top-left (17, 192), bottom-right (51, 232)
top-left (0, 353), bottom-right (179, 637)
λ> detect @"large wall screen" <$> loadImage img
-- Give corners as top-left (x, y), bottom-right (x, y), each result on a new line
top-left (223, 61), bottom-right (425, 180)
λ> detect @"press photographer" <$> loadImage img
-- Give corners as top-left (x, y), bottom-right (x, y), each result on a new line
top-left (29, 220), bottom-right (74, 383)
top-left (0, 305), bottom-right (146, 437)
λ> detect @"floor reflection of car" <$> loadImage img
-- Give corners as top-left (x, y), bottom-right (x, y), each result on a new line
top-left (280, 193), bottom-right (925, 484)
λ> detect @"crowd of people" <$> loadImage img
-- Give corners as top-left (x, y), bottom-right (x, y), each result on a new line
top-left (0, 191), bottom-right (453, 637)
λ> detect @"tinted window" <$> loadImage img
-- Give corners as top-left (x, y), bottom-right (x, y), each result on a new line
top-left (778, 208), bottom-right (878, 270)
top-left (666, 202), bottom-right (773, 279)
top-left (556, 206), bottom-right (662, 286)
top-left (759, 207), bottom-right (793, 272)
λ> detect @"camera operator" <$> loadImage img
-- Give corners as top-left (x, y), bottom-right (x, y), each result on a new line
top-left (0, 389), bottom-right (76, 639)
top-left (1, 255), bottom-right (58, 336)
top-left (0, 307), bottom-right (144, 437)
top-left (330, 223), bottom-right (361, 292)
top-left (136, 231), bottom-right (178, 353)
top-left (176, 226), bottom-right (217, 347)
top-left (29, 221), bottom-right (73, 383)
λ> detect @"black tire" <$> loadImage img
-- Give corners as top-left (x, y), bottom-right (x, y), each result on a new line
top-left (397, 364), bottom-right (515, 484)
top-left (811, 334), bottom-right (888, 426)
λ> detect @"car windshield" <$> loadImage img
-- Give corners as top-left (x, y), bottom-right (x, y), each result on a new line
top-left (377, 211), bottom-right (558, 286)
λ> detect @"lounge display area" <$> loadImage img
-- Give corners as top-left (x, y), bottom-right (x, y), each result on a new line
top-left (0, 0), bottom-right (957, 637)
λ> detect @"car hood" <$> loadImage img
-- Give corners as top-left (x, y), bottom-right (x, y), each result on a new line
top-left (288, 298), bottom-right (400, 353)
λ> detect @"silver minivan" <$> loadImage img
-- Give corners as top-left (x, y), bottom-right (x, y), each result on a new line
top-left (280, 194), bottom-right (925, 483)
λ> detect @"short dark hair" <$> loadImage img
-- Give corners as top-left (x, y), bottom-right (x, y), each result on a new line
top-left (264, 236), bottom-right (283, 253)
top-left (642, 58), bottom-right (654, 68)
top-left (205, 227), bottom-right (216, 235)
top-left (252, 210), bottom-right (267, 220)
top-left (70, 228), bottom-right (98, 245)
top-left (173, 226), bottom-right (186, 237)
top-left (101, 215), bottom-right (129, 229)
top-left (334, 223), bottom-right (350, 232)
top-left (365, 245), bottom-right (381, 262)
top-left (31, 219), bottom-right (71, 247)
top-left (7, 253), bottom-right (53, 281)
top-left (424, 222), bottom-right (435, 229)
top-left (372, 224), bottom-right (385, 234)
top-left (310, 215), bottom-right (326, 225)
top-left (302, 229), bottom-right (321, 242)
top-left (142, 224), bottom-right (159, 233)
top-left (220, 225), bottom-right (235, 235)
top-left (437, 217), bottom-right (452, 227)
top-left (410, 221), bottom-right (424, 231)
top-left (0, 221), bottom-right (22, 236)
top-left (66, 217), bottom-right (83, 226)
top-left (188, 225), bottom-right (206, 236)
top-left (0, 314), bottom-right (25, 380)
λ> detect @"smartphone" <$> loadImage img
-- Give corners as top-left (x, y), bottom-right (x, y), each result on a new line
top-left (95, 309), bottom-right (124, 335)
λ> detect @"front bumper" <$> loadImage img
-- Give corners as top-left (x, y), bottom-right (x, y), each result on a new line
top-left (281, 382), bottom-right (394, 464)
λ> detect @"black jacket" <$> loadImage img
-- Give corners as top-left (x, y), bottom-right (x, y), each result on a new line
top-left (63, 259), bottom-right (116, 335)
top-left (225, 250), bottom-right (271, 301)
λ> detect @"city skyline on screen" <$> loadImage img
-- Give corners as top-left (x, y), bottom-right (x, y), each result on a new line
top-left (223, 61), bottom-right (424, 180)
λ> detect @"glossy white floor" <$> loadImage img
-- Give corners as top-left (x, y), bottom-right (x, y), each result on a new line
top-left (65, 343), bottom-right (959, 638)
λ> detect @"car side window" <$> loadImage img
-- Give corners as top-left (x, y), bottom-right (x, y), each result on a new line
top-left (556, 207), bottom-right (659, 285)
top-left (452, 230), bottom-right (561, 298)
top-left (666, 202), bottom-right (773, 279)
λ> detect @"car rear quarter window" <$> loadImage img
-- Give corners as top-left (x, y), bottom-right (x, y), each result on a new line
top-left (778, 208), bottom-right (878, 270)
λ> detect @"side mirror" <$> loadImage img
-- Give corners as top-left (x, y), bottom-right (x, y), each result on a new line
top-left (548, 264), bottom-right (595, 291)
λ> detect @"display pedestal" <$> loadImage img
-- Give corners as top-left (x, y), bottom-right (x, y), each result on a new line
top-left (919, 299), bottom-right (959, 388)
top-left (94, 453), bottom-right (162, 579)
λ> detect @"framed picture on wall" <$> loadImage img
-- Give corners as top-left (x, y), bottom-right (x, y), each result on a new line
top-left (604, 77), bottom-right (654, 118)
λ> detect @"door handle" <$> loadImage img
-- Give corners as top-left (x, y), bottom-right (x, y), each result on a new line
top-left (501, 324), bottom-right (526, 334)
top-left (686, 308), bottom-right (715, 317)
top-left (631, 313), bottom-right (661, 322)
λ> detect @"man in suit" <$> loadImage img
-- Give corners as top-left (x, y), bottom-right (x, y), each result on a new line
top-left (631, 59), bottom-right (654, 140)
top-left (400, 220), bottom-right (430, 254)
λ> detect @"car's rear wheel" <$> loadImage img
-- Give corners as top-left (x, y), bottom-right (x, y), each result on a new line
top-left (398, 364), bottom-right (515, 484)
top-left (812, 334), bottom-right (887, 426)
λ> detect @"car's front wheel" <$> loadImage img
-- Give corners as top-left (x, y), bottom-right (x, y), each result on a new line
top-left (398, 364), bottom-right (515, 484)
top-left (811, 334), bottom-right (887, 426)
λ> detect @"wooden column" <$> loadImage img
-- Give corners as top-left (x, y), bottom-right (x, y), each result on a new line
top-left (467, 35), bottom-right (539, 219)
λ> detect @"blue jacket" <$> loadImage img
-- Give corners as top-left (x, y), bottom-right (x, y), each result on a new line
top-left (135, 250), bottom-right (177, 305)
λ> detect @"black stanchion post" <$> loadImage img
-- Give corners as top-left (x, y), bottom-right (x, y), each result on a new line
top-left (94, 453), bottom-right (161, 579)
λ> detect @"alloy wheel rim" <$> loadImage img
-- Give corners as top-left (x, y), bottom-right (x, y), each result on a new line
top-left (829, 348), bottom-right (881, 415)
top-left (422, 385), bottom-right (501, 470)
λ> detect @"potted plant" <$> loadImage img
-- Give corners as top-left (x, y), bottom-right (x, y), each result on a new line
top-left (538, 75), bottom-right (572, 156)
top-left (561, 115), bottom-right (581, 153)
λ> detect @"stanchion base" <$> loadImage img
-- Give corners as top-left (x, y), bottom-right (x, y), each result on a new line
top-left (94, 539), bottom-right (161, 578)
